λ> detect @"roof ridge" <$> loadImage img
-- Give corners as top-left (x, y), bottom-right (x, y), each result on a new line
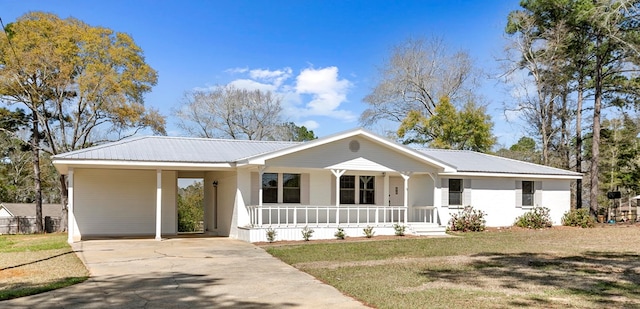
top-left (52, 136), bottom-right (150, 158)
top-left (144, 135), bottom-right (302, 144)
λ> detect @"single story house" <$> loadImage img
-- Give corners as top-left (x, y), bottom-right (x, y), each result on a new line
top-left (52, 128), bottom-right (582, 243)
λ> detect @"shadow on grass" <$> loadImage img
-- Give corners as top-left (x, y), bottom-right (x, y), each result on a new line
top-left (419, 251), bottom-right (640, 308)
top-left (0, 251), bottom-right (75, 271)
top-left (2, 272), bottom-right (299, 308)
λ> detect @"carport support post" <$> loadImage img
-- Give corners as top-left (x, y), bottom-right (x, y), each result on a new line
top-left (155, 169), bottom-right (162, 240)
top-left (67, 168), bottom-right (74, 244)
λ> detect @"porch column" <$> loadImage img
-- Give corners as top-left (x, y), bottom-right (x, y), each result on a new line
top-left (67, 168), bottom-right (74, 244)
top-left (383, 172), bottom-right (389, 206)
top-left (401, 172), bottom-right (412, 223)
top-left (155, 169), bottom-right (162, 240)
top-left (258, 166), bottom-right (267, 227)
top-left (331, 169), bottom-right (346, 224)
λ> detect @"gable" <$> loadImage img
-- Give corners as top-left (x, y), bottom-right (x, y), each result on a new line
top-left (265, 136), bottom-right (442, 173)
top-left (0, 206), bottom-right (13, 217)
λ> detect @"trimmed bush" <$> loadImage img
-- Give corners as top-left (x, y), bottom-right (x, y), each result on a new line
top-left (301, 226), bottom-right (314, 241)
top-left (515, 206), bottom-right (552, 229)
top-left (266, 228), bottom-right (277, 243)
top-left (334, 227), bottom-right (346, 240)
top-left (393, 224), bottom-right (406, 236)
top-left (562, 209), bottom-right (595, 228)
top-left (363, 226), bottom-right (375, 238)
top-left (448, 206), bottom-right (486, 232)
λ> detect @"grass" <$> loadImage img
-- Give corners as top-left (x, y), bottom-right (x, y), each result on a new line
top-left (0, 233), bottom-right (89, 301)
top-left (263, 226), bottom-right (640, 308)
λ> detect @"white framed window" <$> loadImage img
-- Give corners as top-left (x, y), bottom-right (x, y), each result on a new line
top-left (340, 175), bottom-right (356, 204)
top-left (262, 173), bottom-right (278, 203)
top-left (449, 179), bottom-right (463, 206)
top-left (283, 173), bottom-right (301, 203)
top-left (359, 176), bottom-right (375, 204)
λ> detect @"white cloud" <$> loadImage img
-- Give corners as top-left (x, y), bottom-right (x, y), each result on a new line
top-left (294, 66), bottom-right (355, 121)
top-left (300, 120), bottom-right (319, 130)
top-left (222, 66), bottom-right (356, 130)
top-left (227, 79), bottom-right (277, 92)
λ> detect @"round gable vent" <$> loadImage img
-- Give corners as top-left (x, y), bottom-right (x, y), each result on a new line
top-left (349, 140), bottom-right (360, 152)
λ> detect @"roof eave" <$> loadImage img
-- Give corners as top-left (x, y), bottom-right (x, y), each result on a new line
top-left (52, 159), bottom-right (236, 174)
top-left (440, 171), bottom-right (582, 180)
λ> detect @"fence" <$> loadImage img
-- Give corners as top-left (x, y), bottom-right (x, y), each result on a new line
top-left (0, 216), bottom-right (61, 234)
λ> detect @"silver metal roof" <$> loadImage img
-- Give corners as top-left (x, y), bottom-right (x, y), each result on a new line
top-left (419, 149), bottom-right (582, 176)
top-left (53, 136), bottom-right (300, 163)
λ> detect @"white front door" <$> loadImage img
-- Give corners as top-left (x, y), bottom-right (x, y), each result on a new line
top-left (389, 176), bottom-right (404, 206)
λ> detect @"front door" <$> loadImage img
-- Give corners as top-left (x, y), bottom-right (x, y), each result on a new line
top-left (389, 176), bottom-right (404, 206)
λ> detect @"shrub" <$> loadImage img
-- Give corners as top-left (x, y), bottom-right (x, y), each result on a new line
top-left (334, 227), bottom-right (346, 240)
top-left (363, 226), bottom-right (375, 238)
top-left (448, 206), bottom-right (486, 232)
top-left (393, 224), bottom-right (406, 236)
top-left (301, 226), bottom-right (314, 241)
top-left (562, 209), bottom-right (595, 228)
top-left (266, 228), bottom-right (277, 243)
top-left (514, 206), bottom-right (552, 229)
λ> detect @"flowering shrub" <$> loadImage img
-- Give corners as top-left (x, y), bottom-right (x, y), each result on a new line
top-left (561, 209), bottom-right (595, 228)
top-left (514, 206), bottom-right (552, 229)
top-left (334, 227), bottom-right (346, 240)
top-left (448, 206), bottom-right (486, 232)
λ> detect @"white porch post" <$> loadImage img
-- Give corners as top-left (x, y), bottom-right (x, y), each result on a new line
top-left (331, 169), bottom-right (346, 225)
top-left (401, 172), bottom-right (412, 223)
top-left (67, 168), bottom-right (74, 244)
top-left (258, 166), bottom-right (266, 227)
top-left (383, 172), bottom-right (389, 206)
top-left (155, 169), bottom-right (162, 240)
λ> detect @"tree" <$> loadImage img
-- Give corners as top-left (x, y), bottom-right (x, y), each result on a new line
top-left (397, 97), bottom-right (495, 152)
top-left (360, 37), bottom-right (480, 129)
top-left (177, 181), bottom-right (204, 233)
top-left (0, 12), bottom-right (165, 232)
top-left (175, 86), bottom-right (284, 140)
top-left (504, 0), bottom-right (640, 213)
top-left (276, 122), bottom-right (318, 142)
top-left (495, 136), bottom-right (542, 164)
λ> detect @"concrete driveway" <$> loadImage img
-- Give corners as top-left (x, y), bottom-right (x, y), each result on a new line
top-left (4, 237), bottom-right (368, 308)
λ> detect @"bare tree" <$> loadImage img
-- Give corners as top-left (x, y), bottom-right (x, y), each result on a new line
top-left (360, 37), bottom-right (480, 129)
top-left (175, 86), bottom-right (284, 140)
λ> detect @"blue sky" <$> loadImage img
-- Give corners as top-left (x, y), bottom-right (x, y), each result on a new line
top-left (3, 0), bottom-right (523, 147)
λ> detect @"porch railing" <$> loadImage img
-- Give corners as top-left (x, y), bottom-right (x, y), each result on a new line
top-left (247, 205), bottom-right (407, 227)
top-left (412, 206), bottom-right (438, 224)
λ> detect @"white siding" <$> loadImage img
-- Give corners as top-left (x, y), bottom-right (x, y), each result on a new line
top-left (438, 177), bottom-right (572, 227)
top-left (0, 207), bottom-right (11, 217)
top-left (74, 169), bottom-right (177, 238)
top-left (266, 136), bottom-right (439, 173)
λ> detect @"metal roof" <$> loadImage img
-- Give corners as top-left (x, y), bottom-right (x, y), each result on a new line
top-left (419, 149), bottom-right (582, 177)
top-left (53, 136), bottom-right (300, 163)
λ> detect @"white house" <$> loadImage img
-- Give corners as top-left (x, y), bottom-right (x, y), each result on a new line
top-left (52, 128), bottom-right (581, 243)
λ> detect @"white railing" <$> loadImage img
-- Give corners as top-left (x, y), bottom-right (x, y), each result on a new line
top-left (247, 205), bottom-right (407, 227)
top-left (412, 206), bottom-right (438, 224)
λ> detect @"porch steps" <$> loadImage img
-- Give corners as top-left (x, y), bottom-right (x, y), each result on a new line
top-left (407, 223), bottom-right (447, 236)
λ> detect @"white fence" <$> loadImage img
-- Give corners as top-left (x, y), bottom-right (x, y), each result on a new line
top-left (247, 205), bottom-right (412, 227)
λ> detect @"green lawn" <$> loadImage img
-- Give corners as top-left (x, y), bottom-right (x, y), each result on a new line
top-left (263, 226), bottom-right (640, 308)
top-left (0, 234), bottom-right (89, 300)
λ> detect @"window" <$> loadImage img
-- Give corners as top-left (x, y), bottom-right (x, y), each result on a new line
top-left (340, 175), bottom-right (356, 204)
top-left (283, 173), bottom-right (300, 203)
top-left (522, 181), bottom-right (534, 206)
top-left (449, 179), bottom-right (463, 206)
top-left (359, 176), bottom-right (375, 204)
top-left (262, 173), bottom-right (278, 203)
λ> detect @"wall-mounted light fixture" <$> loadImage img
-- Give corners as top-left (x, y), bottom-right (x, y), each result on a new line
top-left (212, 181), bottom-right (219, 187)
